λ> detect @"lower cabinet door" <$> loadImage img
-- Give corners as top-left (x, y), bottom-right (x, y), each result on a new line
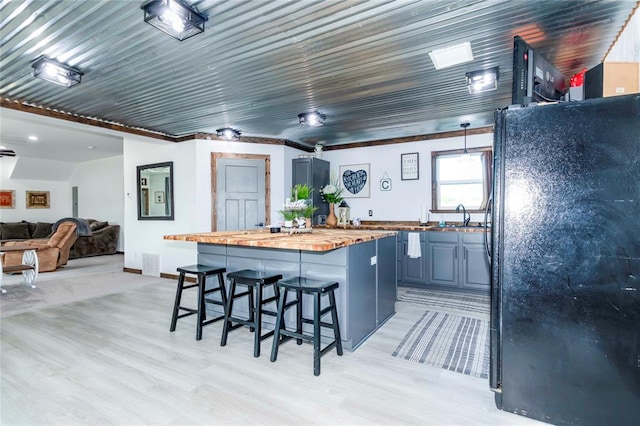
top-left (461, 243), bottom-right (490, 292)
top-left (428, 242), bottom-right (458, 287)
top-left (401, 241), bottom-right (427, 284)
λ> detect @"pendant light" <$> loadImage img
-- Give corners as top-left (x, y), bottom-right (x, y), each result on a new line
top-left (461, 122), bottom-right (470, 154)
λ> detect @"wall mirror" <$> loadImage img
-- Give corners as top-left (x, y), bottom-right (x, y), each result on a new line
top-left (137, 161), bottom-right (174, 220)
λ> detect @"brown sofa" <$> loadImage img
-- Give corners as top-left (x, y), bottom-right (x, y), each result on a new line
top-left (2, 221), bottom-right (78, 272)
top-left (69, 219), bottom-right (120, 259)
top-left (0, 219), bottom-right (120, 259)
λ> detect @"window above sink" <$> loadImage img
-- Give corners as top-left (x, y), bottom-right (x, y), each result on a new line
top-left (431, 146), bottom-right (492, 213)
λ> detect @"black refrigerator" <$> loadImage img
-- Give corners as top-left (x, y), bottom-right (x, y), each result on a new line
top-left (490, 94), bottom-right (640, 425)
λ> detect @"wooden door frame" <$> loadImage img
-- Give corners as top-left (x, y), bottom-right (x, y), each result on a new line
top-left (211, 153), bottom-right (271, 231)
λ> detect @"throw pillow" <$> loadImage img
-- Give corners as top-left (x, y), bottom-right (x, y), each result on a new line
top-left (89, 221), bottom-right (109, 231)
top-left (32, 222), bottom-right (53, 238)
top-left (22, 220), bottom-right (37, 237)
top-left (1, 222), bottom-right (31, 240)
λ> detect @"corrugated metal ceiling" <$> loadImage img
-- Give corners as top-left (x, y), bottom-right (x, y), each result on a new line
top-left (0, 0), bottom-right (637, 147)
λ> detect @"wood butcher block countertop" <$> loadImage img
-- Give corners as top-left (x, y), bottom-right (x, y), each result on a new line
top-left (164, 229), bottom-right (397, 251)
top-left (322, 221), bottom-right (489, 233)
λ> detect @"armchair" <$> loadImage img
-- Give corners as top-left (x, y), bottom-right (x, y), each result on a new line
top-left (1, 221), bottom-right (78, 272)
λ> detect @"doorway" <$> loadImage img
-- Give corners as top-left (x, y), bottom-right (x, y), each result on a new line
top-left (211, 153), bottom-right (270, 231)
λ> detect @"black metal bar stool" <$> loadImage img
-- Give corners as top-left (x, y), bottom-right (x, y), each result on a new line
top-left (270, 276), bottom-right (343, 376)
top-left (220, 269), bottom-right (283, 357)
top-left (170, 264), bottom-right (227, 341)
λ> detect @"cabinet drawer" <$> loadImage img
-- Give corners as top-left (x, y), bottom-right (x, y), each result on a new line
top-left (428, 232), bottom-right (458, 243)
top-left (402, 231), bottom-right (426, 242)
top-left (462, 233), bottom-right (485, 244)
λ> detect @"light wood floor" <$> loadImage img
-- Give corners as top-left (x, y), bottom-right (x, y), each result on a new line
top-left (0, 257), bottom-right (544, 425)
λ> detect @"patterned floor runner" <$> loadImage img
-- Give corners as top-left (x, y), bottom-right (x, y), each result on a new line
top-left (393, 289), bottom-right (490, 378)
top-left (398, 288), bottom-right (490, 316)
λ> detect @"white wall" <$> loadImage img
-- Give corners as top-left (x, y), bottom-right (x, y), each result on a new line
top-left (322, 132), bottom-right (493, 224)
top-left (69, 155), bottom-right (125, 251)
top-left (0, 156), bottom-right (73, 222)
top-left (123, 136), bottom-right (298, 276)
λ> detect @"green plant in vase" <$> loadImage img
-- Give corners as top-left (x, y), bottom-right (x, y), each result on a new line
top-left (279, 209), bottom-right (298, 228)
top-left (292, 183), bottom-right (313, 201)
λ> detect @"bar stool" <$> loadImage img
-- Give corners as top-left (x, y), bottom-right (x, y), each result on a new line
top-left (170, 264), bottom-right (227, 341)
top-left (220, 269), bottom-right (283, 357)
top-left (270, 276), bottom-right (343, 376)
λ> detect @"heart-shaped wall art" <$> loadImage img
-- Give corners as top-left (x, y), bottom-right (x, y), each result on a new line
top-left (342, 169), bottom-right (368, 194)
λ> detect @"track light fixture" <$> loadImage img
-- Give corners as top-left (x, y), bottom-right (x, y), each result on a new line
top-left (216, 128), bottom-right (241, 140)
top-left (31, 56), bottom-right (83, 88)
top-left (466, 67), bottom-right (499, 94)
top-left (141, 0), bottom-right (207, 41)
top-left (298, 111), bottom-right (326, 127)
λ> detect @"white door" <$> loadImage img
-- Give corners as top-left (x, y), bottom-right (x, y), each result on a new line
top-left (216, 158), bottom-right (266, 231)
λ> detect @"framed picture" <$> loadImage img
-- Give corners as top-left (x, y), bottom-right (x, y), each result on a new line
top-left (339, 163), bottom-right (370, 198)
top-left (154, 191), bottom-right (165, 203)
top-left (401, 152), bottom-right (419, 180)
top-left (26, 190), bottom-right (50, 209)
top-left (0, 190), bottom-right (15, 209)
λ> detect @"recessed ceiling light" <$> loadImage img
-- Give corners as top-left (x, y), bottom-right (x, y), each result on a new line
top-left (428, 41), bottom-right (474, 70)
top-left (87, 146), bottom-right (95, 150)
top-left (28, 135), bottom-right (38, 141)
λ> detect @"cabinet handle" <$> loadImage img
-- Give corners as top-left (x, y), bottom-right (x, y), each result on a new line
top-left (455, 246), bottom-right (458, 259)
top-left (464, 247), bottom-right (467, 260)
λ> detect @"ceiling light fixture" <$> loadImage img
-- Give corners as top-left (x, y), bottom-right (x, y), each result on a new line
top-left (216, 127), bottom-right (241, 140)
top-left (31, 56), bottom-right (83, 88)
top-left (298, 111), bottom-right (326, 127)
top-left (0, 146), bottom-right (16, 157)
top-left (428, 42), bottom-right (473, 70)
top-left (466, 67), bottom-right (499, 93)
top-left (141, 0), bottom-right (207, 41)
top-left (28, 135), bottom-right (38, 141)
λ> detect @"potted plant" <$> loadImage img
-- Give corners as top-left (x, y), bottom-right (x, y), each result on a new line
top-left (292, 183), bottom-right (313, 201)
top-left (279, 209), bottom-right (297, 228)
top-left (301, 204), bottom-right (318, 228)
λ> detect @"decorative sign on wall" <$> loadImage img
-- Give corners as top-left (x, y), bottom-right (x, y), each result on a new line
top-left (401, 152), bottom-right (419, 180)
top-left (340, 163), bottom-right (370, 198)
top-left (26, 190), bottom-right (50, 209)
top-left (380, 172), bottom-right (392, 191)
top-left (0, 190), bottom-right (15, 209)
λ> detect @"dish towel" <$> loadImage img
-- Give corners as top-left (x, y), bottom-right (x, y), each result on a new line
top-left (407, 232), bottom-right (421, 258)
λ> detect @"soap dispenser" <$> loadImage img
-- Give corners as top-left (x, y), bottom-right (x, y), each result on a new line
top-left (439, 216), bottom-right (446, 227)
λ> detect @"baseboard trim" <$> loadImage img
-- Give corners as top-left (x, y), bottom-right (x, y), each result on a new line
top-left (122, 268), bottom-right (194, 282)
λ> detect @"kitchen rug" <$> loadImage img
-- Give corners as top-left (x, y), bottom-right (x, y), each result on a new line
top-left (398, 288), bottom-right (490, 316)
top-left (392, 309), bottom-right (490, 378)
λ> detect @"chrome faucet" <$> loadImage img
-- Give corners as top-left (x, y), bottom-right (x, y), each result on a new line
top-left (456, 204), bottom-right (471, 227)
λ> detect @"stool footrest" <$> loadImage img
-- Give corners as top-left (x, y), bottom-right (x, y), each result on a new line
top-left (203, 297), bottom-right (225, 306)
top-left (201, 315), bottom-right (225, 326)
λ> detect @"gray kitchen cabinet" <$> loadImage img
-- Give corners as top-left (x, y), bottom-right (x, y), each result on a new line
top-left (292, 157), bottom-right (330, 225)
top-left (397, 230), bottom-right (490, 293)
top-left (400, 231), bottom-right (428, 286)
top-left (427, 232), bottom-right (458, 287)
top-left (460, 233), bottom-right (491, 291)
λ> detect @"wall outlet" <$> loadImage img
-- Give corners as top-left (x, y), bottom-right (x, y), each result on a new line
top-left (368, 210), bottom-right (373, 216)
top-left (370, 256), bottom-right (377, 265)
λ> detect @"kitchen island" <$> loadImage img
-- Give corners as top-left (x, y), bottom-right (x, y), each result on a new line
top-left (165, 229), bottom-right (397, 351)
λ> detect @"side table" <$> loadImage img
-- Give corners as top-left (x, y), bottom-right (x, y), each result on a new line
top-left (0, 245), bottom-right (40, 294)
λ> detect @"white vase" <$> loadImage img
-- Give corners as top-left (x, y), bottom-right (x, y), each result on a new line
top-left (284, 220), bottom-right (293, 228)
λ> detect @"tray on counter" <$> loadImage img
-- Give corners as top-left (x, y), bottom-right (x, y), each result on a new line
top-left (281, 227), bottom-right (313, 234)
